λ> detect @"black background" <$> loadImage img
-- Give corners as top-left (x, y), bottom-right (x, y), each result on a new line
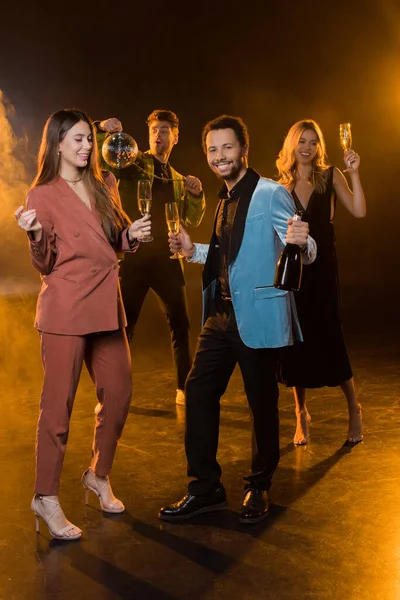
top-left (1, 0), bottom-right (399, 333)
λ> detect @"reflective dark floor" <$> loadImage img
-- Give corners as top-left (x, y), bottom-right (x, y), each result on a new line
top-left (1, 290), bottom-right (399, 600)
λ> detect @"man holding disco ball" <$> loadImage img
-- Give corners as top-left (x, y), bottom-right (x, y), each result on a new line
top-left (96, 110), bottom-right (206, 406)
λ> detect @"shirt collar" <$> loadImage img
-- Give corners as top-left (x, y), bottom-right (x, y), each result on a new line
top-left (152, 155), bottom-right (170, 170)
top-left (217, 167), bottom-right (259, 199)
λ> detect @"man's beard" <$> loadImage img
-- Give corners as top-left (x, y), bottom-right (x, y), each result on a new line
top-left (152, 143), bottom-right (166, 156)
top-left (212, 160), bottom-right (243, 182)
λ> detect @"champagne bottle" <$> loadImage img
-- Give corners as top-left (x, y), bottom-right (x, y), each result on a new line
top-left (274, 211), bottom-right (303, 292)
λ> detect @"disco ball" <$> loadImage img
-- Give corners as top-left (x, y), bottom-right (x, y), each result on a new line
top-left (102, 132), bottom-right (138, 169)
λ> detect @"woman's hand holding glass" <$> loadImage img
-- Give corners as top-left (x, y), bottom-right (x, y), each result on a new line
top-left (343, 149), bottom-right (360, 173)
top-left (137, 180), bottom-right (153, 242)
top-left (128, 214), bottom-right (152, 242)
top-left (339, 123), bottom-right (360, 173)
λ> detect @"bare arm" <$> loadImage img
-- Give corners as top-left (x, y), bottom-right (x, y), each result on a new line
top-left (333, 151), bottom-right (366, 218)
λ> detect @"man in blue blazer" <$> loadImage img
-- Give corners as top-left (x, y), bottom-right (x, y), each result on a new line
top-left (159, 115), bottom-right (317, 524)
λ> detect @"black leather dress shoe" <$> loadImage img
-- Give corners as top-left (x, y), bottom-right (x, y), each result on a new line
top-left (159, 485), bottom-right (227, 522)
top-left (239, 489), bottom-right (270, 524)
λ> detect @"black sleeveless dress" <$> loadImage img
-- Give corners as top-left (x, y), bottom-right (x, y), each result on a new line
top-left (280, 166), bottom-right (353, 388)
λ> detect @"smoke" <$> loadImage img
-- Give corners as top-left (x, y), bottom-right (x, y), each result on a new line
top-left (0, 91), bottom-right (41, 382)
top-left (0, 90), bottom-right (38, 289)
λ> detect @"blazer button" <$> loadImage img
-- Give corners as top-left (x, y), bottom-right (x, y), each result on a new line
top-left (91, 267), bottom-right (98, 274)
top-left (74, 231), bottom-right (80, 238)
top-left (112, 264), bottom-right (117, 270)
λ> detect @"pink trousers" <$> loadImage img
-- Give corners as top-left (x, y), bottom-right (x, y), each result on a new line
top-left (35, 329), bottom-right (132, 495)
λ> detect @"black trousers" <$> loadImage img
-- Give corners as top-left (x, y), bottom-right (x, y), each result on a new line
top-left (185, 298), bottom-right (279, 495)
top-left (120, 252), bottom-right (192, 391)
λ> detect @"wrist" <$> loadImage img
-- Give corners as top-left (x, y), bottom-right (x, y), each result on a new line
top-left (126, 229), bottom-right (137, 248)
top-left (29, 229), bottom-right (42, 242)
top-left (94, 121), bottom-right (105, 133)
top-left (348, 169), bottom-right (359, 178)
top-left (186, 243), bottom-right (195, 259)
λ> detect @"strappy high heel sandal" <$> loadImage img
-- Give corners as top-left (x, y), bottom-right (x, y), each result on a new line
top-left (31, 495), bottom-right (82, 541)
top-left (294, 408), bottom-right (311, 445)
top-left (82, 469), bottom-right (125, 514)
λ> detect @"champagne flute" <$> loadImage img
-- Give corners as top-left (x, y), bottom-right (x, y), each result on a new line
top-left (339, 123), bottom-right (352, 171)
top-left (165, 202), bottom-right (181, 259)
top-left (137, 180), bottom-right (153, 242)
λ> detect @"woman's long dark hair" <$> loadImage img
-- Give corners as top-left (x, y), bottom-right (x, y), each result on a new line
top-left (30, 108), bottom-right (131, 244)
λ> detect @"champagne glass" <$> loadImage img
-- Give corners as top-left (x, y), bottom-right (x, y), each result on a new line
top-left (137, 180), bottom-right (153, 242)
top-left (339, 123), bottom-right (352, 171)
top-left (165, 202), bottom-right (181, 259)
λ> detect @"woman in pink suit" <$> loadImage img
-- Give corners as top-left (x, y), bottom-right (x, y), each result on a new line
top-left (15, 109), bottom-right (151, 541)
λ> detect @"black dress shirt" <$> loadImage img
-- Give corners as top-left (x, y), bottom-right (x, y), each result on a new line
top-left (215, 168), bottom-right (260, 299)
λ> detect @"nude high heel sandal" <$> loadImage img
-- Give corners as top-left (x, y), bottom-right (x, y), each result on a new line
top-left (82, 469), bottom-right (125, 513)
top-left (31, 495), bottom-right (82, 541)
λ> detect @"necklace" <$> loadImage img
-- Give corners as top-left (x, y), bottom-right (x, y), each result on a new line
top-left (62, 176), bottom-right (82, 185)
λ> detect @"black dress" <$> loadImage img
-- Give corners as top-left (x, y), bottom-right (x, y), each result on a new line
top-left (280, 166), bottom-right (353, 388)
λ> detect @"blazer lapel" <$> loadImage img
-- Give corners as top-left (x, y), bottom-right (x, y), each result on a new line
top-left (142, 150), bottom-right (155, 184)
top-left (202, 198), bottom-right (223, 290)
top-left (170, 164), bottom-right (183, 201)
top-left (52, 177), bottom-right (109, 246)
top-left (229, 170), bottom-right (260, 265)
top-left (203, 169), bottom-right (260, 290)
top-left (229, 196), bottom-right (250, 265)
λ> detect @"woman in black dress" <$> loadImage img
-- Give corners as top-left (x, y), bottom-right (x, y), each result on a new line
top-left (276, 119), bottom-right (366, 445)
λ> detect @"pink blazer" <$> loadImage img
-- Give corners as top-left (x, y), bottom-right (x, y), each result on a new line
top-left (26, 174), bottom-right (136, 335)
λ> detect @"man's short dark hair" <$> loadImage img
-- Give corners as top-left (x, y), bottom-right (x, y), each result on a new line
top-left (146, 109), bottom-right (179, 130)
top-left (202, 115), bottom-right (249, 153)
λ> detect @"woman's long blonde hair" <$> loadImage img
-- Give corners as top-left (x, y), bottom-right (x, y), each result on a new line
top-left (31, 109), bottom-right (131, 244)
top-left (276, 119), bottom-right (331, 194)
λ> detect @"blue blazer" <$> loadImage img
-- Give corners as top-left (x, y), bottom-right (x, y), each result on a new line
top-left (192, 176), bottom-right (316, 349)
